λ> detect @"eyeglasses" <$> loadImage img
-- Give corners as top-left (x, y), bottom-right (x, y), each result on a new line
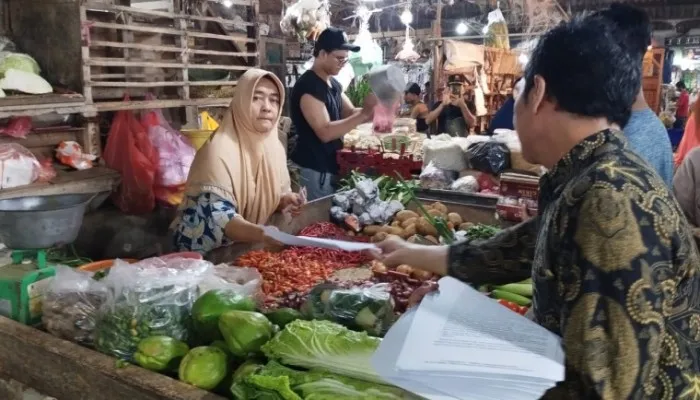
top-left (333, 55), bottom-right (349, 65)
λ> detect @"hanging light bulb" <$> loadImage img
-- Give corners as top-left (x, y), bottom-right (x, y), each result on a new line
top-left (456, 22), bottom-right (468, 35)
top-left (400, 9), bottom-right (413, 25)
top-left (222, 0), bottom-right (233, 7)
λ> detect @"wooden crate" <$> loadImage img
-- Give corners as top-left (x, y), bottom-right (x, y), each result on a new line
top-left (80, 0), bottom-right (260, 113)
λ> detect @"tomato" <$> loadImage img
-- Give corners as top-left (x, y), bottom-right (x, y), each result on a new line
top-left (497, 299), bottom-right (521, 313)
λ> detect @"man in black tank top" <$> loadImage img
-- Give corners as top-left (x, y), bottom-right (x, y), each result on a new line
top-left (289, 28), bottom-right (377, 200)
top-left (403, 83), bottom-right (430, 135)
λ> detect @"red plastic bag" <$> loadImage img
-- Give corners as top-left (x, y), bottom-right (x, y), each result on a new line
top-left (37, 158), bottom-right (57, 182)
top-left (0, 117), bottom-right (32, 138)
top-left (103, 98), bottom-right (158, 214)
top-left (141, 102), bottom-right (195, 206)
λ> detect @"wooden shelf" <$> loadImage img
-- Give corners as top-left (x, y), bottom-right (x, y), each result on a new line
top-left (0, 93), bottom-right (87, 119)
top-left (83, 97), bottom-right (233, 114)
top-left (0, 166), bottom-right (120, 200)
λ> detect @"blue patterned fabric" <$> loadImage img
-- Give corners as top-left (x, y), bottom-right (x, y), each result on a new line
top-left (172, 192), bottom-right (237, 253)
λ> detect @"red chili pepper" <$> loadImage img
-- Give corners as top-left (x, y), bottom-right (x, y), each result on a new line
top-left (497, 299), bottom-right (522, 313)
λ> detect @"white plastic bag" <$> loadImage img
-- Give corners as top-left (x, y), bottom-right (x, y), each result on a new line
top-left (94, 258), bottom-right (212, 361)
top-left (0, 143), bottom-right (40, 189)
top-left (450, 175), bottom-right (480, 193)
top-left (419, 161), bottom-right (457, 189)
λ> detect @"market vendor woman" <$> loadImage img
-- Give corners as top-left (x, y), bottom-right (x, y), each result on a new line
top-left (171, 69), bottom-right (304, 254)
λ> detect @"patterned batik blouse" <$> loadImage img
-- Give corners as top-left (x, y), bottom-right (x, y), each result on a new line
top-left (448, 129), bottom-right (700, 399)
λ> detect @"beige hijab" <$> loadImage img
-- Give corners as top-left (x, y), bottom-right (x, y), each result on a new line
top-left (184, 69), bottom-right (290, 224)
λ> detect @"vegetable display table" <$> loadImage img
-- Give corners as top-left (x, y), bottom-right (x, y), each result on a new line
top-left (0, 316), bottom-right (224, 400)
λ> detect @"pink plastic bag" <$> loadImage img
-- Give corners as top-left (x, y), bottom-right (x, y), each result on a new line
top-left (141, 104), bottom-right (195, 206)
top-left (372, 101), bottom-right (400, 134)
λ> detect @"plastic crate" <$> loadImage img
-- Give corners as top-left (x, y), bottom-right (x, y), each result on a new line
top-left (337, 146), bottom-right (421, 179)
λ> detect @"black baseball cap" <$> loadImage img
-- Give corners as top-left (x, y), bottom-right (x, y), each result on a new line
top-left (405, 83), bottom-right (421, 95)
top-left (314, 27), bottom-right (360, 54)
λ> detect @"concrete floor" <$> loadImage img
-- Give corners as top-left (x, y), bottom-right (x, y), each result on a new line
top-left (0, 376), bottom-right (55, 400)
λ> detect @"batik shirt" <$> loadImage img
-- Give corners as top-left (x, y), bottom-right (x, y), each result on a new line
top-left (448, 129), bottom-right (700, 399)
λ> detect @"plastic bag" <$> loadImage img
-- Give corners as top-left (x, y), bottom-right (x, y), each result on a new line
top-left (301, 283), bottom-right (394, 336)
top-left (199, 265), bottom-right (264, 305)
top-left (199, 111), bottom-right (220, 131)
top-left (94, 258), bottom-right (212, 361)
top-left (477, 172), bottom-right (500, 194)
top-left (484, 9), bottom-right (510, 50)
top-left (280, 0), bottom-right (328, 41)
top-left (56, 141), bottom-right (96, 170)
top-left (42, 266), bottom-right (108, 346)
top-left (141, 105), bottom-right (196, 206)
top-left (0, 143), bottom-right (40, 189)
top-left (103, 97), bottom-right (158, 214)
top-left (37, 158), bottom-right (57, 182)
top-left (450, 175), bottom-right (479, 193)
top-left (419, 161), bottom-right (457, 189)
top-left (372, 101), bottom-right (399, 134)
top-left (349, 27), bottom-right (383, 77)
top-left (0, 116), bottom-right (31, 138)
top-left (468, 141), bottom-right (511, 174)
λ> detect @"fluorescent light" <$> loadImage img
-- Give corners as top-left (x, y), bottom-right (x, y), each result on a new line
top-left (482, 25), bottom-right (489, 34)
top-left (222, 0), bottom-right (232, 6)
top-left (456, 22), bottom-right (468, 35)
top-left (400, 9), bottom-right (413, 25)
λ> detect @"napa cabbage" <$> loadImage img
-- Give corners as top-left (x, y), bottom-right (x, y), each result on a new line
top-left (261, 319), bottom-right (383, 384)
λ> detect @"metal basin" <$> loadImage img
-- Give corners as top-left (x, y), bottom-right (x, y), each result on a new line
top-left (0, 193), bottom-right (95, 249)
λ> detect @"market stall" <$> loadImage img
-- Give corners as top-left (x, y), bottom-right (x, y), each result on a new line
top-left (0, 172), bottom-right (533, 400)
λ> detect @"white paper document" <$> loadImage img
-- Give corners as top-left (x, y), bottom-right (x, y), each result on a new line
top-left (263, 226), bottom-right (377, 252)
top-left (373, 277), bottom-right (565, 400)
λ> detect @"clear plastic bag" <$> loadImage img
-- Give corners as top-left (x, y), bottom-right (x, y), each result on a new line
top-left (141, 104), bottom-right (196, 205)
top-left (450, 175), bottom-right (479, 193)
top-left (199, 264), bottom-right (264, 305)
top-left (419, 161), bottom-right (457, 190)
top-left (372, 101), bottom-right (399, 134)
top-left (0, 143), bottom-right (41, 189)
top-left (467, 141), bottom-right (511, 174)
top-left (301, 283), bottom-right (395, 336)
top-left (0, 116), bottom-right (32, 138)
top-left (94, 258), bottom-right (212, 361)
top-left (42, 266), bottom-right (108, 346)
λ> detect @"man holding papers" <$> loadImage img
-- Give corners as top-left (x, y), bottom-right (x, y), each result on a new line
top-left (373, 11), bottom-right (700, 400)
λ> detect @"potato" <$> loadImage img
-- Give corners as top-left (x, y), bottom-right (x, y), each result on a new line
top-left (416, 217), bottom-right (438, 237)
top-left (412, 269), bottom-right (433, 281)
top-left (395, 210), bottom-right (419, 222)
top-left (447, 222), bottom-right (454, 231)
top-left (391, 221), bottom-right (402, 228)
top-left (459, 222), bottom-right (475, 231)
top-left (387, 227), bottom-right (404, 237)
top-left (372, 231), bottom-right (389, 243)
top-left (402, 223), bottom-right (417, 239)
top-left (431, 202), bottom-right (449, 214)
top-left (379, 225), bottom-right (394, 234)
top-left (396, 265), bottom-right (414, 275)
top-left (363, 225), bottom-right (382, 236)
top-left (427, 209), bottom-right (444, 218)
top-left (425, 235), bottom-right (439, 244)
top-left (400, 217), bottom-right (417, 229)
top-left (447, 212), bottom-right (463, 226)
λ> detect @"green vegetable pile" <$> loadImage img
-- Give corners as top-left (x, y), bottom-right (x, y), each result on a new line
top-left (339, 171), bottom-right (418, 205)
top-left (345, 78), bottom-right (371, 108)
top-left (463, 224), bottom-right (501, 241)
top-left (124, 289), bottom-right (417, 399)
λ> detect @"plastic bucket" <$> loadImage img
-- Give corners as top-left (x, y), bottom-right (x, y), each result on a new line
top-left (182, 129), bottom-right (214, 150)
top-left (78, 258), bottom-right (138, 273)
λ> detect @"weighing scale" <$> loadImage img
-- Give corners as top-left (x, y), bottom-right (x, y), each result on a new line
top-left (0, 193), bottom-right (94, 326)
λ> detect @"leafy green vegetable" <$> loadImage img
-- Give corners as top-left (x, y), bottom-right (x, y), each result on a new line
top-left (463, 224), bottom-right (501, 241)
top-left (261, 320), bottom-right (383, 385)
top-left (231, 361), bottom-right (416, 400)
top-left (339, 172), bottom-right (417, 205)
top-left (345, 78), bottom-right (371, 108)
top-left (0, 53), bottom-right (40, 76)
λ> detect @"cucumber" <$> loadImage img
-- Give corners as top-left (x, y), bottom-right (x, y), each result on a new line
top-left (493, 283), bottom-right (533, 298)
top-left (491, 289), bottom-right (532, 306)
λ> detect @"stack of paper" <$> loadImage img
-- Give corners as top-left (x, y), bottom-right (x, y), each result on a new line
top-left (372, 277), bottom-right (565, 400)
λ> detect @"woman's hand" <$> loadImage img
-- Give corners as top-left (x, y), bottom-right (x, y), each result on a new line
top-left (371, 235), bottom-right (450, 276)
top-left (279, 193), bottom-right (304, 216)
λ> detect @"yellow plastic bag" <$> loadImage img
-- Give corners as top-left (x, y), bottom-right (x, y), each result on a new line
top-left (199, 111), bottom-right (219, 131)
